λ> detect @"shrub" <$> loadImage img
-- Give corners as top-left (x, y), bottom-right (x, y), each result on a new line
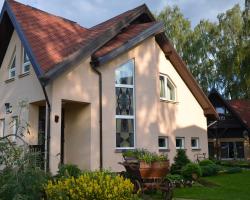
top-left (225, 167), bottom-right (242, 174)
top-left (57, 164), bottom-right (81, 178)
top-left (200, 164), bottom-right (220, 177)
top-left (199, 159), bottom-right (215, 166)
top-left (45, 171), bottom-right (139, 200)
top-left (170, 149), bottom-right (190, 174)
top-left (166, 174), bottom-right (184, 182)
top-left (181, 163), bottom-right (202, 180)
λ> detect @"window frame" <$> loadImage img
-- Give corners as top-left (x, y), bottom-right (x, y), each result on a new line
top-left (115, 59), bottom-right (136, 150)
top-left (8, 51), bottom-right (16, 79)
top-left (176, 137), bottom-right (185, 149)
top-left (191, 137), bottom-right (200, 150)
top-left (0, 119), bottom-right (5, 138)
top-left (158, 136), bottom-right (169, 150)
top-left (22, 47), bottom-right (31, 74)
top-left (159, 74), bottom-right (177, 102)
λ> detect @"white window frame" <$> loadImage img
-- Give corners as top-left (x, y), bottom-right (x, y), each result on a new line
top-left (159, 74), bottom-right (177, 102)
top-left (8, 52), bottom-right (16, 79)
top-left (0, 119), bottom-right (5, 138)
top-left (158, 136), bottom-right (169, 150)
top-left (191, 137), bottom-right (200, 149)
top-left (22, 47), bottom-right (31, 74)
top-left (12, 116), bottom-right (18, 141)
top-left (176, 137), bottom-right (185, 149)
top-left (115, 59), bottom-right (136, 150)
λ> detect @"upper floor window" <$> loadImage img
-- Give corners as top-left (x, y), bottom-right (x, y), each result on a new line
top-left (160, 74), bottom-right (176, 102)
top-left (0, 119), bottom-right (5, 138)
top-left (115, 59), bottom-right (135, 149)
top-left (22, 48), bottom-right (30, 74)
top-left (8, 51), bottom-right (16, 79)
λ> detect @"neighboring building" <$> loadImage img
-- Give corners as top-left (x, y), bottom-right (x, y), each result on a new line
top-left (0, 0), bottom-right (217, 174)
top-left (208, 89), bottom-right (250, 160)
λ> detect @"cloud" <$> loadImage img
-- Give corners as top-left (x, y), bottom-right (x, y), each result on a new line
top-left (0, 0), bottom-right (244, 28)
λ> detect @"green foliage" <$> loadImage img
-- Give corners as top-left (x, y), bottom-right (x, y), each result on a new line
top-left (200, 164), bottom-right (220, 177)
top-left (57, 164), bottom-right (81, 178)
top-left (224, 167), bottom-right (242, 174)
top-left (45, 171), bottom-right (139, 200)
top-left (0, 139), bottom-right (50, 200)
top-left (122, 149), bottom-right (168, 164)
top-left (157, 3), bottom-right (250, 98)
top-left (170, 149), bottom-right (190, 174)
top-left (166, 174), bottom-right (184, 182)
top-left (181, 163), bottom-right (202, 180)
top-left (199, 159), bottom-right (215, 166)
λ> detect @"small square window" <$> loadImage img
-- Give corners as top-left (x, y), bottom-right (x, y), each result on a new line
top-left (191, 138), bottom-right (200, 149)
top-left (158, 137), bottom-right (168, 149)
top-left (176, 137), bottom-right (185, 149)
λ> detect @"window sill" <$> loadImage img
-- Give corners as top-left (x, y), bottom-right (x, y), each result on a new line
top-left (159, 148), bottom-right (170, 152)
top-left (115, 148), bottom-right (135, 153)
top-left (160, 98), bottom-right (178, 104)
top-left (19, 72), bottom-right (30, 78)
top-left (5, 78), bottom-right (15, 83)
top-left (192, 148), bottom-right (201, 151)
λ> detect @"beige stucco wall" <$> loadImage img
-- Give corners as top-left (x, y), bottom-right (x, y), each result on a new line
top-left (64, 102), bottom-right (91, 170)
top-left (98, 37), bottom-right (208, 171)
top-left (0, 31), bottom-right (45, 144)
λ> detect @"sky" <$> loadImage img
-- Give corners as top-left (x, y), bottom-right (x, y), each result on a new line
top-left (0, 0), bottom-right (244, 28)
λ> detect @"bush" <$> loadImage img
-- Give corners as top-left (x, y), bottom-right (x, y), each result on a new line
top-left (45, 171), bottom-right (139, 200)
top-left (166, 174), bottom-right (184, 182)
top-left (200, 164), bottom-right (220, 177)
top-left (181, 163), bottom-right (202, 180)
top-left (199, 159), bottom-right (215, 166)
top-left (170, 149), bottom-right (190, 174)
top-left (57, 164), bottom-right (81, 178)
top-left (225, 167), bottom-right (242, 174)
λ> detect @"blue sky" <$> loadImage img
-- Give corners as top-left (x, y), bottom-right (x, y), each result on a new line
top-left (0, 0), bottom-right (244, 28)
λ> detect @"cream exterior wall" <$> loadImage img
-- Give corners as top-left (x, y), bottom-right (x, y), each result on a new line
top-left (1, 31), bottom-right (208, 173)
top-left (0, 31), bottom-right (45, 144)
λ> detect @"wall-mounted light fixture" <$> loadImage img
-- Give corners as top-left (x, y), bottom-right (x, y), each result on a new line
top-left (4, 103), bottom-right (12, 114)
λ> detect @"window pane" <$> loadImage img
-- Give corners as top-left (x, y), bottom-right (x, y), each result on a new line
top-left (160, 76), bottom-right (165, 98)
top-left (116, 87), bottom-right (133, 115)
top-left (159, 137), bottom-right (167, 148)
top-left (24, 64), bottom-right (30, 73)
top-left (116, 119), bottom-right (134, 148)
top-left (167, 80), bottom-right (175, 101)
top-left (10, 56), bottom-right (16, 69)
top-left (176, 138), bottom-right (184, 149)
top-left (115, 60), bottom-right (134, 85)
top-left (191, 138), bottom-right (199, 148)
top-left (24, 50), bottom-right (30, 63)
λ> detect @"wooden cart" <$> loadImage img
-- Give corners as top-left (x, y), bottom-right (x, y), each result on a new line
top-left (119, 160), bottom-right (173, 200)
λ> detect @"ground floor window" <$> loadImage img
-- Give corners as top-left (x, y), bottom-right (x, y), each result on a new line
top-left (158, 136), bottom-right (168, 149)
top-left (191, 137), bottom-right (200, 149)
top-left (176, 137), bottom-right (185, 149)
top-left (220, 141), bottom-right (244, 159)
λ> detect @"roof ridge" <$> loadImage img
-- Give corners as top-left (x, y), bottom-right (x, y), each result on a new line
top-left (7, 0), bottom-right (89, 30)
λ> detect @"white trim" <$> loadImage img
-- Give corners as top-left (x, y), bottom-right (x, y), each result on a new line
top-left (159, 73), bottom-right (177, 102)
top-left (176, 137), bottom-right (185, 149)
top-left (191, 137), bottom-right (200, 149)
top-left (158, 136), bottom-right (169, 149)
top-left (115, 59), bottom-right (136, 149)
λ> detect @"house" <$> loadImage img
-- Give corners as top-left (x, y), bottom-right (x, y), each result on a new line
top-left (208, 89), bottom-right (250, 160)
top-left (0, 0), bottom-right (217, 174)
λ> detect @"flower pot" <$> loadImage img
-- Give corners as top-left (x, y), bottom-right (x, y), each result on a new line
top-left (139, 160), bottom-right (170, 179)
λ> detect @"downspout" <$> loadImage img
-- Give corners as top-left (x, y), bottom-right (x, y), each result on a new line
top-left (41, 83), bottom-right (51, 172)
top-left (90, 61), bottom-right (103, 169)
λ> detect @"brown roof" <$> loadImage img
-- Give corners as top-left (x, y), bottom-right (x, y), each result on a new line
top-left (228, 100), bottom-right (250, 128)
top-left (93, 22), bottom-right (157, 58)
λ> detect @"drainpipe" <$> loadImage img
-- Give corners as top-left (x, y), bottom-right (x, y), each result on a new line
top-left (90, 61), bottom-right (103, 169)
top-left (41, 84), bottom-right (51, 172)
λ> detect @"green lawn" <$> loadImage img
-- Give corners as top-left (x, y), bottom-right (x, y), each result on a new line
top-left (174, 170), bottom-right (250, 200)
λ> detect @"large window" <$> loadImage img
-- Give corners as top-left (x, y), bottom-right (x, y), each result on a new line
top-left (115, 59), bottom-right (135, 149)
top-left (0, 119), bottom-right (4, 137)
top-left (160, 74), bottom-right (176, 101)
top-left (9, 51), bottom-right (16, 79)
top-left (22, 48), bottom-right (30, 74)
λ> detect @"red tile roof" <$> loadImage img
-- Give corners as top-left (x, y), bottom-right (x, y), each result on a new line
top-left (93, 22), bottom-right (157, 58)
top-left (228, 100), bottom-right (250, 128)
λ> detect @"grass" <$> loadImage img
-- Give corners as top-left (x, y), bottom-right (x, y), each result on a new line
top-left (174, 170), bottom-right (250, 200)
